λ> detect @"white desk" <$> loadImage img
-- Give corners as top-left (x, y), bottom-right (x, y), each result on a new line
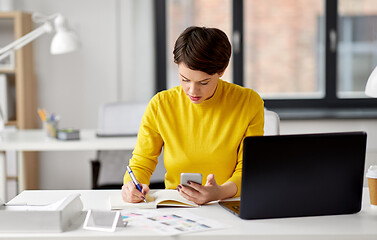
top-left (0, 129), bottom-right (137, 199)
top-left (1, 188), bottom-right (377, 240)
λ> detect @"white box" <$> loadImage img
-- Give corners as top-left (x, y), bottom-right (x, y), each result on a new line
top-left (0, 193), bottom-right (83, 232)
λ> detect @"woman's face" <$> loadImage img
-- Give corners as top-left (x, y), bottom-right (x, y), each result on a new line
top-left (178, 63), bottom-right (223, 104)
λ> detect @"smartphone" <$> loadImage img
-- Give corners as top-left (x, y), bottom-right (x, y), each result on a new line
top-left (180, 173), bottom-right (202, 186)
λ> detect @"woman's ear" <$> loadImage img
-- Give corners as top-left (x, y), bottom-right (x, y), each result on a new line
top-left (218, 70), bottom-right (225, 78)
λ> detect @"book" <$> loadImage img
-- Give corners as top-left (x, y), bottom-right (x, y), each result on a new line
top-left (110, 189), bottom-right (199, 209)
top-left (0, 74), bottom-right (8, 122)
top-left (0, 74), bottom-right (15, 124)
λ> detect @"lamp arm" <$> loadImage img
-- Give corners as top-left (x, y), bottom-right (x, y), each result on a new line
top-left (0, 22), bottom-right (53, 57)
top-left (0, 51), bottom-right (12, 62)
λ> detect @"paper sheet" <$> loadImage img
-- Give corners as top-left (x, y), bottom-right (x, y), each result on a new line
top-left (121, 209), bottom-right (227, 235)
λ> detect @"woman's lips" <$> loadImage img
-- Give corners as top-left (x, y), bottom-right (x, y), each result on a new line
top-left (189, 95), bottom-right (202, 102)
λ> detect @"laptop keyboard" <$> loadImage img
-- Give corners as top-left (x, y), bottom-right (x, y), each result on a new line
top-left (232, 205), bottom-right (240, 212)
top-left (219, 201), bottom-right (241, 216)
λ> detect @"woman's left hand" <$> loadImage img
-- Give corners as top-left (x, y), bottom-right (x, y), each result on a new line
top-left (177, 174), bottom-right (236, 205)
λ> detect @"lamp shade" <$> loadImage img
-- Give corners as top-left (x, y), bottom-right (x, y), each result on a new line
top-left (50, 31), bottom-right (79, 55)
top-left (365, 65), bottom-right (377, 98)
top-left (50, 15), bottom-right (79, 55)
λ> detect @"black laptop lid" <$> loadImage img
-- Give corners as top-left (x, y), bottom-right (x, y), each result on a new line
top-left (240, 131), bottom-right (367, 220)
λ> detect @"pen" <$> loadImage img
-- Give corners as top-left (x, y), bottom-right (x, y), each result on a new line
top-left (50, 113), bottom-right (55, 122)
top-left (127, 166), bottom-right (147, 203)
top-left (37, 108), bottom-right (46, 122)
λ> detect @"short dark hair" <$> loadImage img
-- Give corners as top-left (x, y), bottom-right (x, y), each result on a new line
top-left (173, 26), bottom-right (232, 75)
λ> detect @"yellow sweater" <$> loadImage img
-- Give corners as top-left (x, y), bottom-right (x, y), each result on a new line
top-left (124, 79), bottom-right (264, 197)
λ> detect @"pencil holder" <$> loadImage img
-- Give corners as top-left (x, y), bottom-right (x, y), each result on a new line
top-left (43, 120), bottom-right (59, 138)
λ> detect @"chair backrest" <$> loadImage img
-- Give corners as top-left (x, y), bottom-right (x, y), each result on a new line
top-left (95, 102), bottom-right (148, 187)
top-left (97, 102), bottom-right (148, 136)
top-left (264, 109), bottom-right (280, 136)
top-left (94, 101), bottom-right (166, 187)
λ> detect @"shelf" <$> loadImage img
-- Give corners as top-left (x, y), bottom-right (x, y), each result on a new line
top-left (0, 11), bottom-right (39, 191)
top-left (0, 11), bottom-right (22, 18)
top-left (6, 176), bottom-right (17, 181)
top-left (0, 69), bottom-right (16, 74)
top-left (5, 120), bottom-right (17, 126)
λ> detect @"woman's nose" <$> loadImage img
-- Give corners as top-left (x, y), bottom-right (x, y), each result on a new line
top-left (189, 83), bottom-right (200, 95)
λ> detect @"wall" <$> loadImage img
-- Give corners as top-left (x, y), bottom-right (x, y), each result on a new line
top-left (8, 1), bottom-right (377, 194)
top-left (14, 0), bottom-right (155, 190)
top-left (281, 119), bottom-right (377, 186)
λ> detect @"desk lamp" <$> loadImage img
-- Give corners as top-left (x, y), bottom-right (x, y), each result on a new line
top-left (0, 12), bottom-right (79, 62)
top-left (0, 13), bottom-right (79, 130)
top-left (365, 66), bottom-right (377, 97)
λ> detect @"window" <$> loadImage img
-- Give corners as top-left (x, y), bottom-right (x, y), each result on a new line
top-left (156, 0), bottom-right (377, 119)
top-left (166, 0), bottom-right (233, 89)
top-left (338, 0), bottom-right (377, 99)
top-left (244, 0), bottom-right (325, 99)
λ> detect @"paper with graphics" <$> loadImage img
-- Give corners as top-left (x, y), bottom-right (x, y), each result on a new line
top-left (120, 209), bottom-right (227, 235)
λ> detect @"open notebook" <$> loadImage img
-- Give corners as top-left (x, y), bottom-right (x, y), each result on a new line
top-left (110, 190), bottom-right (199, 209)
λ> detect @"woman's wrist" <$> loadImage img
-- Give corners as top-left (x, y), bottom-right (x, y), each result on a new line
top-left (218, 181), bottom-right (237, 200)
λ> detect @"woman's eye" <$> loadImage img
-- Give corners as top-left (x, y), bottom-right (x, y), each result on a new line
top-left (182, 79), bottom-right (189, 82)
top-left (200, 82), bottom-right (209, 85)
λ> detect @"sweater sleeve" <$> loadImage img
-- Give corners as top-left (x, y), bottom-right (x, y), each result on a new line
top-left (123, 94), bottom-right (164, 185)
top-left (226, 94), bottom-right (264, 197)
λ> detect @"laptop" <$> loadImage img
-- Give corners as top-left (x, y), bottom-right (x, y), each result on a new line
top-left (220, 131), bottom-right (367, 220)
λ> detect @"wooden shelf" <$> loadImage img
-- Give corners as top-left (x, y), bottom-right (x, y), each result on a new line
top-left (0, 11), bottom-right (21, 18)
top-left (5, 120), bottom-right (17, 126)
top-left (0, 69), bottom-right (16, 74)
top-left (6, 176), bottom-right (18, 181)
top-left (0, 11), bottom-right (39, 190)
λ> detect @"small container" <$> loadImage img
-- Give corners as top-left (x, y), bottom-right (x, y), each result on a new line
top-left (43, 120), bottom-right (59, 138)
top-left (57, 128), bottom-right (80, 140)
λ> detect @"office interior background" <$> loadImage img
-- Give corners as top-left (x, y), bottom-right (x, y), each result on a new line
top-left (2, 0), bottom-right (377, 198)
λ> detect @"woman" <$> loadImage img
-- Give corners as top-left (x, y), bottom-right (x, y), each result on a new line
top-left (122, 26), bottom-right (264, 205)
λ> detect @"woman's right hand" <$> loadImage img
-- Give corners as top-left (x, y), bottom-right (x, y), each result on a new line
top-left (121, 181), bottom-right (150, 203)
